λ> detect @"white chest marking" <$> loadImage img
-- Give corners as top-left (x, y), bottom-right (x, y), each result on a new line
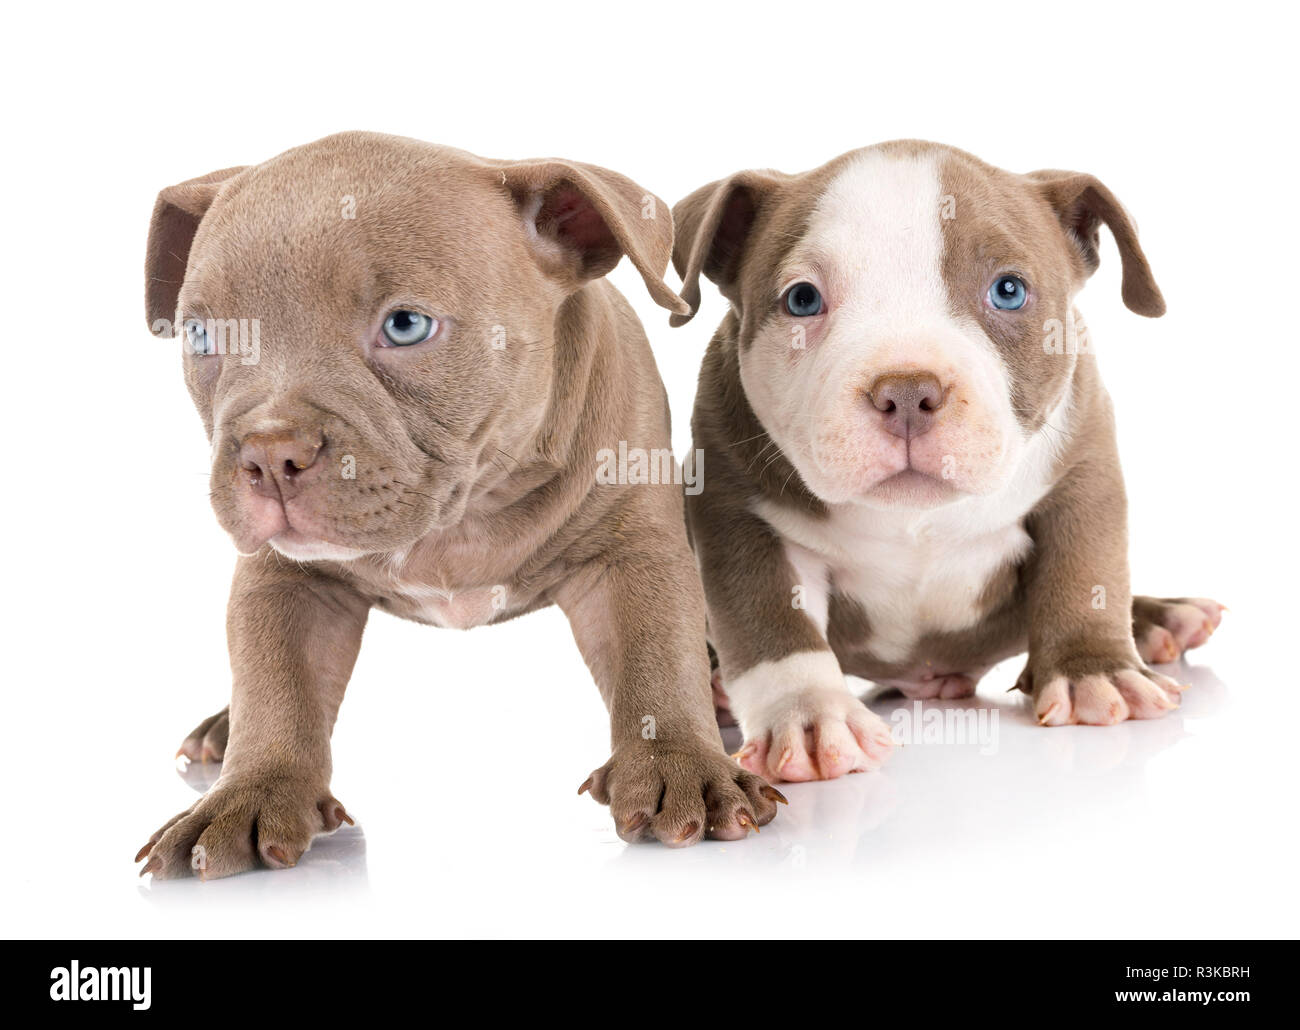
top-left (760, 501), bottom-right (1029, 663)
top-left (755, 388), bottom-right (1071, 664)
top-left (391, 581), bottom-right (505, 630)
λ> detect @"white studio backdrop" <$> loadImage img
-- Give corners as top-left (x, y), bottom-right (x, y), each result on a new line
top-left (0, 1), bottom-right (1295, 937)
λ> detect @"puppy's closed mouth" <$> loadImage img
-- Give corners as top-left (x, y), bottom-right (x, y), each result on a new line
top-left (210, 420), bottom-right (454, 559)
top-left (862, 467), bottom-right (960, 508)
top-left (225, 489), bottom-right (383, 560)
top-left (224, 498), bottom-right (333, 559)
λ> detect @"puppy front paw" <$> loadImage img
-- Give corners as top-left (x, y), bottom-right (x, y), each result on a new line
top-left (1018, 656), bottom-right (1188, 726)
top-left (734, 688), bottom-right (894, 782)
top-left (579, 744), bottom-right (784, 846)
top-left (135, 772), bottom-right (353, 880)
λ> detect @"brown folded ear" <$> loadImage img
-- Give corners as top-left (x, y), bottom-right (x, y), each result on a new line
top-left (144, 166), bottom-right (247, 336)
top-left (497, 160), bottom-right (689, 317)
top-left (669, 171), bottom-right (781, 327)
top-left (1029, 169), bottom-right (1165, 317)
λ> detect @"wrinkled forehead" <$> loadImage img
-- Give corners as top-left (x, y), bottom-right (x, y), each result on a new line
top-left (184, 147), bottom-right (519, 311)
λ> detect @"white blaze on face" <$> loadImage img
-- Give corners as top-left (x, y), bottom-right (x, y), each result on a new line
top-left (738, 150), bottom-right (1025, 508)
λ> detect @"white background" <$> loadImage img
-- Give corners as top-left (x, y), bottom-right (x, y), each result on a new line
top-left (2, 1), bottom-right (1296, 938)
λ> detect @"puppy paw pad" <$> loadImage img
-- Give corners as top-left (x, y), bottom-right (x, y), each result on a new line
top-left (1032, 666), bottom-right (1185, 726)
top-left (738, 689), bottom-right (894, 783)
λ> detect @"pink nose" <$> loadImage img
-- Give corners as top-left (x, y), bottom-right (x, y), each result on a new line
top-left (865, 372), bottom-right (946, 440)
top-left (238, 429), bottom-right (324, 499)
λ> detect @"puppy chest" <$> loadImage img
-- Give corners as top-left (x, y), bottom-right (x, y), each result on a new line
top-left (385, 583), bottom-right (512, 630)
top-left (828, 522), bottom-right (1030, 664)
top-left (424, 589), bottom-right (503, 629)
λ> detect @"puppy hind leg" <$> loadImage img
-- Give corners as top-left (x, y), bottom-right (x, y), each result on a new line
top-left (1132, 596), bottom-right (1225, 664)
top-left (707, 641), bottom-right (737, 727)
top-left (177, 706), bottom-right (229, 762)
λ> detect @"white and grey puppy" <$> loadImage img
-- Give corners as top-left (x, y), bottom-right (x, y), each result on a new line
top-left (672, 141), bottom-right (1223, 783)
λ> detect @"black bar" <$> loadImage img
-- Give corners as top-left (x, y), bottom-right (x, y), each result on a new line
top-left (4, 942), bottom-right (1282, 1017)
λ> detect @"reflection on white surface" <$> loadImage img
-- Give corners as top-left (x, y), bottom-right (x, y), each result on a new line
top-left (138, 824), bottom-right (369, 904)
top-left (142, 659), bottom-right (1226, 907)
top-left (616, 659), bottom-right (1229, 877)
top-left (10, 633), bottom-right (1288, 939)
top-left (174, 755), bottom-right (222, 794)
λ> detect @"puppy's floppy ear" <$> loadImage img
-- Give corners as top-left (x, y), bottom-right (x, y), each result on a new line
top-left (670, 171), bottom-right (781, 327)
top-left (1028, 170), bottom-right (1165, 317)
top-left (498, 160), bottom-right (690, 317)
top-left (144, 166), bottom-right (247, 335)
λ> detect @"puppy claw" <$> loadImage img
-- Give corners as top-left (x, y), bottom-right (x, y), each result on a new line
top-left (138, 855), bottom-right (161, 879)
top-left (316, 799), bottom-right (354, 830)
top-left (584, 748), bottom-right (781, 847)
top-left (760, 785), bottom-right (788, 805)
top-left (134, 842), bottom-right (154, 864)
top-left (619, 812), bottom-right (647, 836)
top-left (731, 743), bottom-right (757, 763)
top-left (577, 775), bottom-right (593, 795)
top-left (263, 844), bottom-right (296, 869)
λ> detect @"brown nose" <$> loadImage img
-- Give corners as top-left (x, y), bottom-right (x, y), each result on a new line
top-left (865, 372), bottom-right (947, 440)
top-left (239, 429), bottom-right (325, 499)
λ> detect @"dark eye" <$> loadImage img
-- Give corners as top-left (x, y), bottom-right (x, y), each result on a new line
top-left (784, 282), bottom-right (824, 317)
top-left (380, 310), bottom-right (437, 347)
top-left (988, 275), bottom-right (1028, 311)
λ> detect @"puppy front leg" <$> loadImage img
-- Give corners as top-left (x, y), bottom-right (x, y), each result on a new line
top-left (137, 555), bottom-right (368, 879)
top-left (1019, 454), bottom-right (1187, 725)
top-left (690, 498), bottom-right (894, 782)
top-left (558, 537), bottom-right (784, 846)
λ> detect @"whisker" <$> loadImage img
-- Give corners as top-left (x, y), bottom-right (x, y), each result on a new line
top-left (727, 430), bottom-right (772, 449)
top-left (744, 439), bottom-right (779, 474)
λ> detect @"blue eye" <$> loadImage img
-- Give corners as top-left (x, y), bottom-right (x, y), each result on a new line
top-left (988, 275), bottom-right (1028, 311)
top-left (784, 282), bottom-right (823, 317)
top-left (381, 310), bottom-right (437, 347)
top-left (184, 318), bottom-right (217, 356)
